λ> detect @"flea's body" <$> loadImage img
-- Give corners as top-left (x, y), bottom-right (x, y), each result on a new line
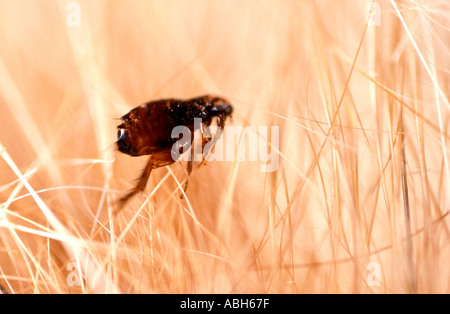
top-left (116, 95), bottom-right (233, 210)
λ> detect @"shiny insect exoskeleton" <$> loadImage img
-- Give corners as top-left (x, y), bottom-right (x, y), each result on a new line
top-left (116, 95), bottom-right (233, 210)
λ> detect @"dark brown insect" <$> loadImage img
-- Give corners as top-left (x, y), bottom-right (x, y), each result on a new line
top-left (116, 95), bottom-right (233, 211)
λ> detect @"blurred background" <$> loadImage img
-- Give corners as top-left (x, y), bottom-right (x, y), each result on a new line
top-left (0, 0), bottom-right (449, 293)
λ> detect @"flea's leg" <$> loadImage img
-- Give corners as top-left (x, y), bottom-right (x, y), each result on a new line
top-left (116, 156), bottom-right (154, 213)
top-left (200, 125), bottom-right (213, 167)
top-left (182, 133), bottom-right (195, 195)
top-left (201, 115), bottom-right (224, 166)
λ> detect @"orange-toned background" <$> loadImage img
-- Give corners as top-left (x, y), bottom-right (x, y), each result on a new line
top-left (0, 0), bottom-right (449, 293)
